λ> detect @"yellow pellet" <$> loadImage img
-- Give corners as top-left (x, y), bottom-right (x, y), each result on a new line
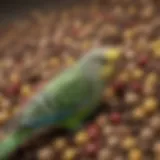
top-left (63, 148), bottom-right (77, 160)
top-left (132, 107), bottom-right (146, 120)
top-left (53, 138), bottom-right (67, 150)
top-left (151, 40), bottom-right (160, 49)
top-left (129, 6), bottom-right (137, 15)
top-left (142, 97), bottom-right (158, 113)
top-left (49, 57), bottom-right (60, 67)
top-left (122, 137), bottom-right (137, 150)
top-left (124, 29), bottom-right (135, 39)
top-left (65, 56), bottom-right (75, 66)
top-left (128, 148), bottom-right (143, 160)
top-left (0, 94), bottom-right (4, 104)
top-left (153, 48), bottom-right (160, 58)
top-left (74, 131), bottom-right (89, 145)
top-left (20, 84), bottom-right (32, 97)
top-left (145, 73), bottom-right (158, 85)
top-left (0, 111), bottom-right (10, 125)
top-left (132, 68), bottom-right (144, 79)
top-left (64, 37), bottom-right (73, 45)
top-left (118, 71), bottom-right (130, 82)
top-left (10, 73), bottom-right (20, 83)
top-left (104, 87), bottom-right (115, 99)
top-left (82, 41), bottom-right (91, 49)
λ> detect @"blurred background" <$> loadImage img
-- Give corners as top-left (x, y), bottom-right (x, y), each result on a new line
top-left (0, 0), bottom-right (160, 159)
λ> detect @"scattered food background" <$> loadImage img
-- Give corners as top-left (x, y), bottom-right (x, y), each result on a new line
top-left (0, 0), bottom-right (160, 159)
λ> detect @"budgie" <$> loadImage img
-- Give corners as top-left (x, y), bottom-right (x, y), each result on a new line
top-left (0, 47), bottom-right (121, 159)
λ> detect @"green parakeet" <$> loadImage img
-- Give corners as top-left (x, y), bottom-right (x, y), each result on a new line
top-left (0, 47), bottom-right (121, 159)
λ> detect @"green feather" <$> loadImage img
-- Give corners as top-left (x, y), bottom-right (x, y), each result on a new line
top-left (0, 128), bottom-right (33, 160)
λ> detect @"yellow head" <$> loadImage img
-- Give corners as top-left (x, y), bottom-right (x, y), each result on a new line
top-left (79, 47), bottom-right (122, 81)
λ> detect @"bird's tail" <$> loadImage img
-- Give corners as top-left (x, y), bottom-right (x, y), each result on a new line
top-left (0, 128), bottom-right (33, 160)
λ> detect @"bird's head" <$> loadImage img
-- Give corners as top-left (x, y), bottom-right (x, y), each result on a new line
top-left (78, 47), bottom-right (122, 82)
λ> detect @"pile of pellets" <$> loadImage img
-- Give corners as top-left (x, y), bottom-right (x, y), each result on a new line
top-left (0, 0), bottom-right (160, 159)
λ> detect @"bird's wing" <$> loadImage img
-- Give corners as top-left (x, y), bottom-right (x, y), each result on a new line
top-left (20, 69), bottom-right (94, 129)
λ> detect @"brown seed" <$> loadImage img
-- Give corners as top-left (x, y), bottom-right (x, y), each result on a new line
top-left (141, 6), bottom-right (154, 19)
top-left (114, 155), bottom-right (125, 160)
top-left (10, 72), bottom-right (20, 83)
top-left (116, 125), bottom-right (131, 138)
top-left (103, 87), bottom-right (115, 99)
top-left (124, 92), bottom-right (139, 104)
top-left (149, 115), bottom-right (160, 131)
top-left (139, 139), bottom-right (152, 152)
top-left (140, 127), bottom-right (154, 140)
top-left (143, 85), bottom-right (155, 96)
top-left (128, 6), bottom-right (137, 16)
top-left (155, 154), bottom-right (160, 160)
top-left (153, 141), bottom-right (160, 153)
top-left (85, 142), bottom-right (100, 157)
top-left (118, 71), bottom-right (130, 83)
top-left (96, 115), bottom-right (108, 128)
top-left (37, 147), bottom-right (54, 160)
top-left (103, 125), bottom-right (115, 136)
top-left (98, 148), bottom-right (113, 160)
top-left (126, 63), bottom-right (136, 72)
top-left (124, 50), bottom-right (135, 59)
top-left (48, 57), bottom-right (60, 67)
top-left (124, 29), bottom-right (135, 40)
top-left (1, 98), bottom-right (11, 110)
top-left (107, 135), bottom-right (120, 148)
